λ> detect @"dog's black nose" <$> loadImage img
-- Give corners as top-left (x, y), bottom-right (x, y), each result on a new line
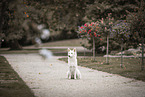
top-left (68, 55), bottom-right (70, 57)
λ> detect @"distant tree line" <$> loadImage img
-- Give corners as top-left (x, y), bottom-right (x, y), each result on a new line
top-left (0, 0), bottom-right (144, 50)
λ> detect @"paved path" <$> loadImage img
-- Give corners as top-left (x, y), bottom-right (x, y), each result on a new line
top-left (2, 54), bottom-right (145, 97)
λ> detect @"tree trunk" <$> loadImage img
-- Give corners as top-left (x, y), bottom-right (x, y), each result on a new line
top-left (84, 47), bottom-right (86, 57)
top-left (9, 40), bottom-right (22, 50)
top-left (106, 35), bottom-right (109, 64)
top-left (120, 42), bottom-right (123, 68)
top-left (141, 36), bottom-right (144, 71)
top-left (93, 37), bottom-right (95, 60)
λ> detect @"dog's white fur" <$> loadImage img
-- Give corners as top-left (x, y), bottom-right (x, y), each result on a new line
top-left (67, 48), bottom-right (81, 79)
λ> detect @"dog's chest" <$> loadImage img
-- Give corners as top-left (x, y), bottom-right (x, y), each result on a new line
top-left (69, 65), bottom-right (76, 72)
top-left (68, 58), bottom-right (76, 65)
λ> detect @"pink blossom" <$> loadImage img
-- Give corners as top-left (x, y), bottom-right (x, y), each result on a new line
top-left (91, 22), bottom-right (94, 25)
top-left (108, 13), bottom-right (112, 15)
top-left (101, 20), bottom-right (103, 24)
top-left (84, 24), bottom-right (87, 27)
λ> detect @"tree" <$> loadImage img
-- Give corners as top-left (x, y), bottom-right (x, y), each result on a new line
top-left (0, 0), bottom-right (30, 49)
top-left (126, 0), bottom-right (145, 71)
top-left (85, 0), bottom-right (138, 22)
top-left (78, 22), bottom-right (101, 60)
top-left (49, 0), bottom-right (87, 39)
top-left (0, 0), bottom-right (10, 45)
top-left (1, 0), bottom-right (90, 49)
top-left (83, 0), bottom-right (137, 64)
top-left (99, 13), bottom-right (115, 64)
top-left (0, 0), bottom-right (50, 49)
top-left (112, 20), bottom-right (131, 68)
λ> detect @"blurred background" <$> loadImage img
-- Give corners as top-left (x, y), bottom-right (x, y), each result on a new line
top-left (0, 0), bottom-right (144, 54)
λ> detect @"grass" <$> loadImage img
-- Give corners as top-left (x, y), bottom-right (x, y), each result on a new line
top-left (0, 47), bottom-right (94, 56)
top-left (0, 49), bottom-right (38, 54)
top-left (0, 49), bottom-right (103, 57)
top-left (0, 38), bottom-right (91, 55)
top-left (0, 48), bottom-right (65, 54)
top-left (59, 57), bottom-right (145, 82)
top-left (42, 38), bottom-right (89, 47)
top-left (0, 56), bottom-right (35, 97)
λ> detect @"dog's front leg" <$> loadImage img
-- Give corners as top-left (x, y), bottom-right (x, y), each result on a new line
top-left (67, 71), bottom-right (71, 79)
top-left (76, 69), bottom-right (81, 79)
top-left (74, 70), bottom-right (77, 79)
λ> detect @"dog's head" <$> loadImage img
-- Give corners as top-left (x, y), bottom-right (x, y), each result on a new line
top-left (68, 48), bottom-right (76, 58)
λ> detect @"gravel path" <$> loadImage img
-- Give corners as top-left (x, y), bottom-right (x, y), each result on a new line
top-left (2, 54), bottom-right (145, 97)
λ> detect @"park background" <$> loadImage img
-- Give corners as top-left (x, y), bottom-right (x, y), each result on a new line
top-left (1, 0), bottom-right (145, 69)
top-left (0, 0), bottom-right (145, 96)
top-left (0, 0), bottom-right (145, 72)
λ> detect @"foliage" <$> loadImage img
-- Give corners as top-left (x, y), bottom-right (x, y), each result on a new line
top-left (0, 0), bottom-right (39, 49)
top-left (126, 0), bottom-right (145, 71)
top-left (85, 37), bottom-right (106, 54)
top-left (99, 13), bottom-right (115, 36)
top-left (77, 21), bottom-right (103, 54)
top-left (35, 0), bottom-right (88, 39)
top-left (0, 0), bottom-right (10, 40)
top-left (1, 0), bottom-right (144, 50)
top-left (0, 0), bottom-right (55, 48)
top-left (78, 22), bottom-right (101, 38)
top-left (112, 20), bottom-right (131, 42)
top-left (85, 0), bottom-right (139, 22)
top-left (79, 13), bottom-right (132, 54)
top-left (111, 20), bottom-right (131, 67)
top-left (1, 0), bottom-right (90, 49)
top-left (82, 0), bottom-right (141, 54)
top-left (126, 1), bottom-right (145, 37)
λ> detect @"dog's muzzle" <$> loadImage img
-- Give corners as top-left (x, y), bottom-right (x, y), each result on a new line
top-left (68, 55), bottom-right (72, 57)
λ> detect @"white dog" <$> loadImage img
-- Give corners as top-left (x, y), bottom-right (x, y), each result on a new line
top-left (67, 48), bottom-right (81, 79)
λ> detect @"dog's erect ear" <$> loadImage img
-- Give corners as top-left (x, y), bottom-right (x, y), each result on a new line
top-left (73, 48), bottom-right (76, 52)
top-left (68, 48), bottom-right (70, 52)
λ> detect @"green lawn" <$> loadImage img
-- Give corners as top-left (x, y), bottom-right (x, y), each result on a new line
top-left (0, 56), bottom-right (35, 97)
top-left (59, 57), bottom-right (145, 82)
top-left (41, 38), bottom-right (89, 47)
top-left (0, 39), bottom-right (89, 54)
